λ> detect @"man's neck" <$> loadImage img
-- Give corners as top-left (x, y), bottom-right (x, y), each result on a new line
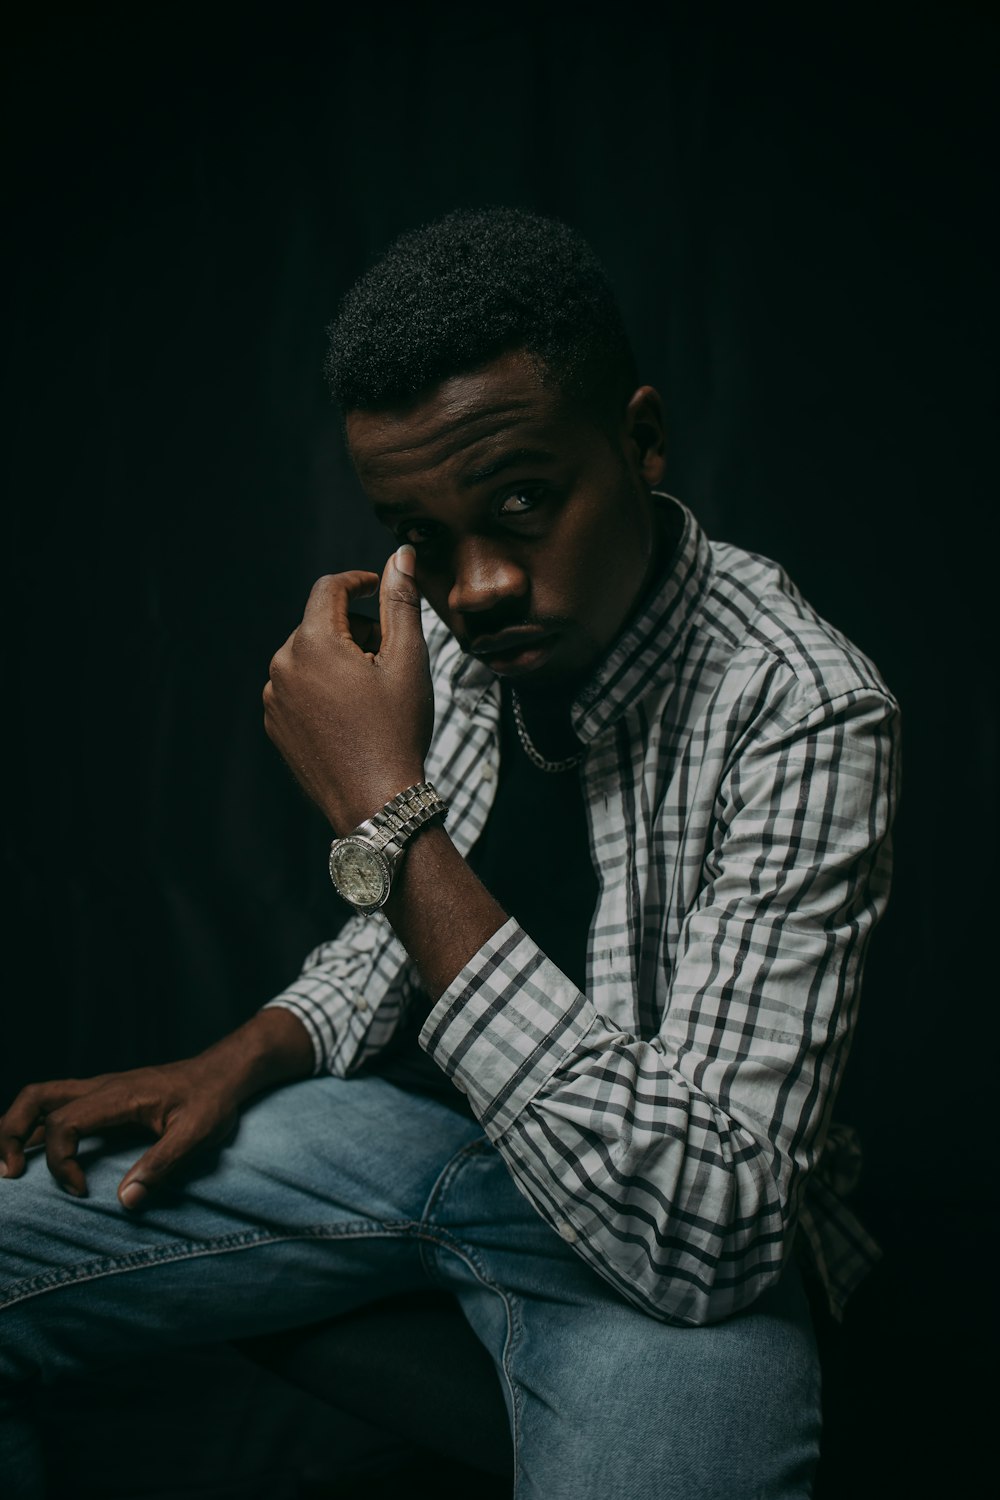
top-left (515, 493), bottom-right (683, 731)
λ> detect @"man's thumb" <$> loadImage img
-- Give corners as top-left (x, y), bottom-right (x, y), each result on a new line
top-left (379, 545), bottom-right (424, 646)
top-left (394, 543), bottom-right (417, 580)
top-left (117, 1118), bottom-right (203, 1208)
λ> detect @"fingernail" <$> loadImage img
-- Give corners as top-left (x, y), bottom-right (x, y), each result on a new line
top-left (395, 544), bottom-right (415, 577)
top-left (0, 1162), bottom-right (8, 1178)
top-left (60, 1182), bottom-right (84, 1198)
top-left (120, 1182), bottom-right (147, 1210)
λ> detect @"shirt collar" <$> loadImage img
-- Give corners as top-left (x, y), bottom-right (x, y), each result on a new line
top-left (448, 494), bottom-right (713, 738)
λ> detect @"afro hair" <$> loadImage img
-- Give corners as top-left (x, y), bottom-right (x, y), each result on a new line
top-left (325, 206), bottom-right (637, 416)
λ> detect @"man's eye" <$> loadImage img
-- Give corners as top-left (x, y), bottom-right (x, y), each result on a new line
top-left (498, 490), bottom-right (540, 516)
top-left (396, 521), bottom-right (438, 546)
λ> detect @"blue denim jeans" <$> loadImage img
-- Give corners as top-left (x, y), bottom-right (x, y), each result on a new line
top-left (1, 1075), bottom-right (821, 1498)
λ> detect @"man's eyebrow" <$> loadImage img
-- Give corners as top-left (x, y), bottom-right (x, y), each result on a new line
top-left (372, 499), bottom-right (418, 521)
top-left (459, 448), bottom-right (558, 489)
top-left (371, 448), bottom-right (559, 520)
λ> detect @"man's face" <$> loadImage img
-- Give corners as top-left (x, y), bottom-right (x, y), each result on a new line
top-left (346, 350), bottom-right (667, 695)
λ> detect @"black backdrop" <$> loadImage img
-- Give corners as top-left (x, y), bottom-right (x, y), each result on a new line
top-left (2, 3), bottom-right (995, 1493)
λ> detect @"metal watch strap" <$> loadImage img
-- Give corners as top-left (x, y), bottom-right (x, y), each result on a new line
top-left (327, 783), bottom-right (448, 915)
top-left (353, 782), bottom-right (448, 855)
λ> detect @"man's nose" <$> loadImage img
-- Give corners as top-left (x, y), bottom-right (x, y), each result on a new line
top-left (447, 537), bottom-right (529, 616)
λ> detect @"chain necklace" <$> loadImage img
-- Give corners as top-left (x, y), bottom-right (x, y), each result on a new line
top-left (511, 691), bottom-right (584, 773)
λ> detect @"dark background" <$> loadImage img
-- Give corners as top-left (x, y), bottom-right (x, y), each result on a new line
top-left (2, 2), bottom-right (995, 1495)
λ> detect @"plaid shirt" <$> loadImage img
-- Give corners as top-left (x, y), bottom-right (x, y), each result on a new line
top-left (265, 497), bottom-right (899, 1327)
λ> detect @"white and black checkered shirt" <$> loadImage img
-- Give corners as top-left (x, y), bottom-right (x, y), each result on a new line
top-left (265, 496), bottom-right (899, 1327)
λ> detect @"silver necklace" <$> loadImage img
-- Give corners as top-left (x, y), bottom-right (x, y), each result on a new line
top-left (511, 691), bottom-right (584, 773)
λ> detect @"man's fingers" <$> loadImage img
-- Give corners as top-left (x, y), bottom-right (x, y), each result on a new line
top-left (2, 1082), bottom-right (90, 1142)
top-left (0, 1140), bottom-right (24, 1179)
top-left (303, 571), bottom-right (381, 641)
top-left (117, 1113), bottom-right (222, 1209)
top-left (43, 1090), bottom-right (149, 1196)
top-left (49, 1145), bottom-right (88, 1198)
top-left (347, 611), bottom-right (382, 654)
top-left (0, 1082), bottom-right (93, 1179)
top-left (378, 546), bottom-right (426, 655)
top-left (43, 1114), bottom-right (89, 1195)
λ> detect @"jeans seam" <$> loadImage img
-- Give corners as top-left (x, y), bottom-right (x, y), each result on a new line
top-left (419, 1134), bottom-right (492, 1224)
top-left (416, 1134), bottom-right (492, 1278)
top-left (505, 1287), bottom-right (524, 1497)
top-left (0, 1220), bottom-right (419, 1313)
top-left (413, 1135), bottom-right (523, 1483)
top-left (410, 1228), bottom-right (523, 1492)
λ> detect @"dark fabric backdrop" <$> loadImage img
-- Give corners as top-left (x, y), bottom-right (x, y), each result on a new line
top-left (2, 2), bottom-right (994, 1493)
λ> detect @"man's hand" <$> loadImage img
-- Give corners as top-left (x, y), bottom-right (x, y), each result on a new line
top-left (0, 1009), bottom-right (315, 1207)
top-left (263, 546), bottom-right (434, 833)
top-left (0, 1058), bottom-right (242, 1206)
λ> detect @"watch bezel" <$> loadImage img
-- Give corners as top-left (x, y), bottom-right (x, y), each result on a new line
top-left (328, 836), bottom-right (394, 914)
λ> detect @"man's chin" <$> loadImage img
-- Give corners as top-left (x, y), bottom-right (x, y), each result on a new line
top-left (497, 652), bottom-right (595, 701)
top-left (455, 625), bottom-right (596, 696)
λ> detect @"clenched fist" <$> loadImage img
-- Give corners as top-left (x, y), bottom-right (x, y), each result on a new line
top-left (263, 546), bottom-right (434, 833)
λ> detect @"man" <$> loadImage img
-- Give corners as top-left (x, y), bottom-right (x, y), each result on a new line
top-left (0, 208), bottom-right (898, 1498)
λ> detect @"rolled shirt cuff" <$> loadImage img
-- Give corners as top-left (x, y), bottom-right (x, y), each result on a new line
top-left (418, 917), bottom-right (627, 1139)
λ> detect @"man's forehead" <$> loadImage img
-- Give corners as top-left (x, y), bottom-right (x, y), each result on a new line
top-left (346, 353), bottom-right (566, 483)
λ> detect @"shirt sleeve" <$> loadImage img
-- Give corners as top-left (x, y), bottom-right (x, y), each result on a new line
top-left (262, 915), bottom-right (411, 1077)
top-left (419, 683), bottom-right (900, 1326)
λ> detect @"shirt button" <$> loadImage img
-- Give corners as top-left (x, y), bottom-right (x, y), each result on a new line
top-left (354, 995), bottom-right (369, 1012)
top-left (481, 763), bottom-right (496, 782)
top-left (557, 1221), bottom-right (578, 1244)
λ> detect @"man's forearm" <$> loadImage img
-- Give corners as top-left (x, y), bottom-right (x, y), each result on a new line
top-left (383, 824), bottom-right (509, 1000)
top-left (202, 1007), bottom-right (317, 1101)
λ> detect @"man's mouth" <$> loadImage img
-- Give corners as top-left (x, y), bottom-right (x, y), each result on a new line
top-left (468, 628), bottom-right (558, 676)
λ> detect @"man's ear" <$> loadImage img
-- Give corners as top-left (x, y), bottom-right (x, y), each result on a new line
top-left (623, 386), bottom-right (667, 488)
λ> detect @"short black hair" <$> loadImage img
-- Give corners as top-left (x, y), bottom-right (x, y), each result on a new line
top-left (325, 207), bottom-right (637, 417)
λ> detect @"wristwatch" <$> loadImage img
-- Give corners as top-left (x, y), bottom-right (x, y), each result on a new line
top-left (328, 782), bottom-right (448, 915)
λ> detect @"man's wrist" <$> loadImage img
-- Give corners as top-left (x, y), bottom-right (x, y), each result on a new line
top-left (334, 768), bottom-right (431, 840)
top-left (381, 824), bottom-right (510, 1000)
top-left (323, 766), bottom-right (428, 837)
top-left (201, 1009), bottom-right (316, 1103)
top-left (328, 782), bottom-right (447, 916)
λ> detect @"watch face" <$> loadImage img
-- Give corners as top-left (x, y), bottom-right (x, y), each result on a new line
top-left (329, 839), bottom-right (389, 909)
